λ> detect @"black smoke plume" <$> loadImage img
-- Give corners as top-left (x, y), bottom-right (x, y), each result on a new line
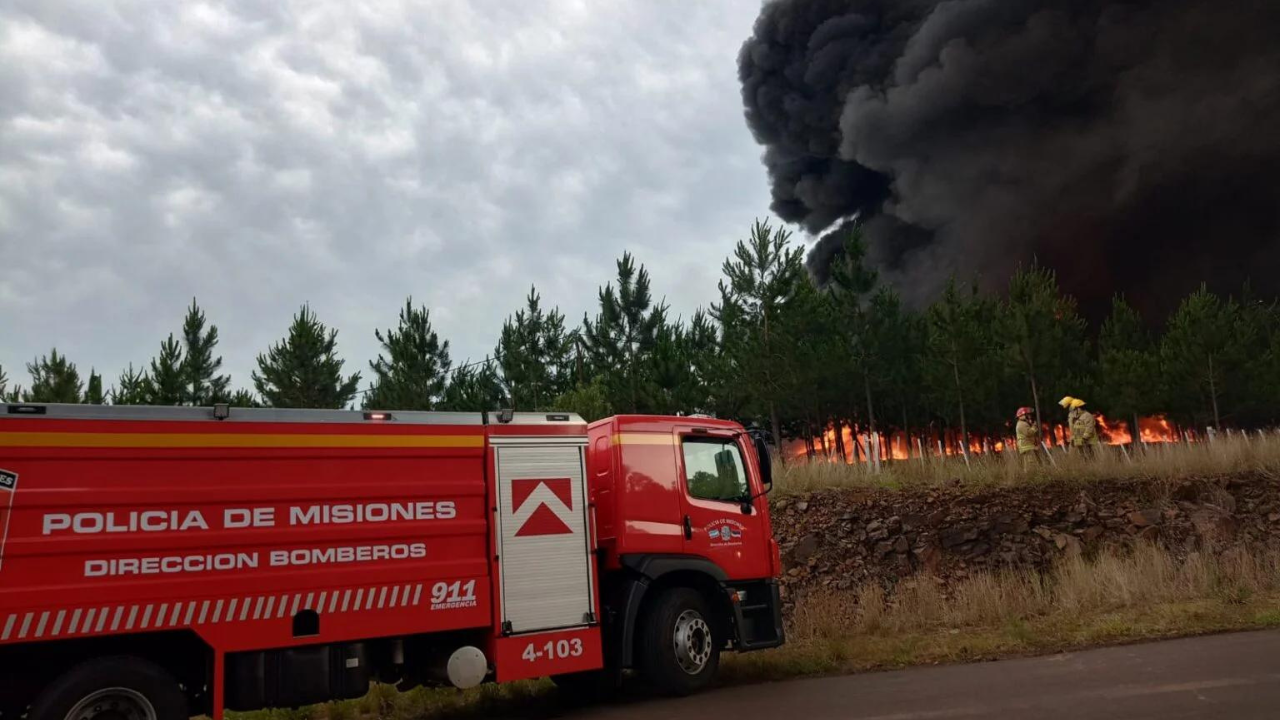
top-left (740, 0), bottom-right (1280, 319)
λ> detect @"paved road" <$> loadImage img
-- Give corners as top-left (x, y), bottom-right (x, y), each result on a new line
top-left (582, 631), bottom-right (1280, 720)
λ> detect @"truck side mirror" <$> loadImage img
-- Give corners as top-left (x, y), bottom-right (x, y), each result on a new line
top-left (752, 433), bottom-right (773, 495)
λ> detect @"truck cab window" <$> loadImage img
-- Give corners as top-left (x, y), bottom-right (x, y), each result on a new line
top-left (681, 438), bottom-right (749, 503)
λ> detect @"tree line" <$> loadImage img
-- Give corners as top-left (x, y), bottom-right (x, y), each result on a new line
top-left (3, 220), bottom-right (1277, 459)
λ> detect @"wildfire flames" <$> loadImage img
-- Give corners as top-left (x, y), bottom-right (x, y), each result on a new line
top-left (788, 415), bottom-right (1181, 463)
top-left (1095, 415), bottom-right (1180, 445)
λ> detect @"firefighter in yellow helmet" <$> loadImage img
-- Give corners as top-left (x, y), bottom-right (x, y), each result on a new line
top-left (1067, 397), bottom-right (1102, 454)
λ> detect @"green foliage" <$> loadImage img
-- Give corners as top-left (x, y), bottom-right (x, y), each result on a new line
top-left (181, 299), bottom-right (231, 405)
top-left (647, 312), bottom-right (724, 415)
top-left (825, 226), bottom-right (885, 433)
top-left (496, 287), bottom-right (574, 410)
top-left (581, 252), bottom-right (668, 413)
top-left (365, 299), bottom-right (451, 411)
top-left (24, 349), bottom-right (84, 403)
top-left (84, 370), bottom-right (106, 404)
top-left (112, 363), bottom-right (154, 405)
top-left (1001, 266), bottom-right (1088, 426)
top-left (925, 280), bottom-right (1007, 441)
top-left (438, 362), bottom-right (507, 411)
top-left (551, 377), bottom-right (613, 422)
top-left (1160, 285), bottom-right (1252, 429)
top-left (253, 305), bottom-right (361, 409)
top-left (9, 219), bottom-right (1280, 446)
top-left (1097, 297), bottom-right (1162, 425)
top-left (227, 389), bottom-right (262, 408)
top-left (716, 219), bottom-right (808, 443)
top-left (149, 335), bottom-right (186, 405)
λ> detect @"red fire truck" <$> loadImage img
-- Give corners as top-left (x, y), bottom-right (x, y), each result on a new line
top-left (0, 403), bottom-right (783, 720)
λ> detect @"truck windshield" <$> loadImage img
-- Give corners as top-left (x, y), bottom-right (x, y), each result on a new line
top-left (681, 437), bottom-right (749, 503)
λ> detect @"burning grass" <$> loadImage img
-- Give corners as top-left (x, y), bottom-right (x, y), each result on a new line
top-left (771, 432), bottom-right (1280, 495)
top-left (724, 542), bottom-right (1280, 682)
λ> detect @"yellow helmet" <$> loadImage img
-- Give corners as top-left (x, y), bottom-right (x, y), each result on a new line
top-left (1058, 396), bottom-right (1075, 408)
top-left (1070, 398), bottom-right (1086, 409)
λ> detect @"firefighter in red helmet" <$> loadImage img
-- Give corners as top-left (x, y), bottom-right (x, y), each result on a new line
top-left (1015, 407), bottom-right (1040, 462)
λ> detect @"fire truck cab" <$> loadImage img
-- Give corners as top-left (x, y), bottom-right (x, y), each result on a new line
top-left (0, 404), bottom-right (782, 720)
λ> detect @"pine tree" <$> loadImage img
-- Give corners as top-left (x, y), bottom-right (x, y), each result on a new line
top-left (181, 299), bottom-right (231, 405)
top-left (1160, 285), bottom-right (1251, 430)
top-left (581, 253), bottom-right (668, 414)
top-left (438, 362), bottom-right (507, 411)
top-left (113, 364), bottom-right (155, 405)
top-left (675, 310), bottom-right (724, 415)
top-left (716, 220), bottom-right (806, 448)
top-left (925, 280), bottom-right (1006, 450)
top-left (365, 299), bottom-right (451, 410)
top-left (496, 287), bottom-right (575, 410)
top-left (824, 225), bottom-right (886, 435)
top-left (1230, 285), bottom-right (1277, 426)
top-left (227, 389), bottom-right (261, 408)
top-left (551, 377), bottom-right (613, 423)
top-left (253, 305), bottom-right (361, 409)
top-left (870, 288), bottom-right (929, 440)
top-left (1097, 296), bottom-right (1162, 442)
top-left (1001, 266), bottom-right (1088, 432)
top-left (648, 319), bottom-right (691, 415)
top-left (24, 349), bottom-right (84, 403)
top-left (84, 370), bottom-right (106, 404)
top-left (0, 364), bottom-right (19, 403)
top-left (149, 335), bottom-right (187, 405)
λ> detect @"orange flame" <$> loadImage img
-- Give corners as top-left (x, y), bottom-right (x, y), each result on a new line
top-left (1096, 415), bottom-right (1179, 444)
top-left (787, 414), bottom-right (1185, 461)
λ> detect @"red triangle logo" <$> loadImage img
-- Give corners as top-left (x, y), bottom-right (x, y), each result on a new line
top-left (516, 504), bottom-right (573, 537)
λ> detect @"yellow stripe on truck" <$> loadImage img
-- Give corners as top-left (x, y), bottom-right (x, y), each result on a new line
top-left (0, 432), bottom-right (484, 449)
top-left (612, 433), bottom-right (674, 446)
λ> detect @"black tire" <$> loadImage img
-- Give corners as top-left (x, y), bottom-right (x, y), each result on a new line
top-left (29, 656), bottom-right (188, 720)
top-left (637, 587), bottom-right (720, 696)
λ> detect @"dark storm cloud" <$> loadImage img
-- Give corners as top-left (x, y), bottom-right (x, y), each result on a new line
top-left (740, 0), bottom-right (1280, 317)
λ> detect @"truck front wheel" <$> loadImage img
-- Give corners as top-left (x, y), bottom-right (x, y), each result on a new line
top-left (29, 657), bottom-right (188, 720)
top-left (637, 587), bottom-right (720, 695)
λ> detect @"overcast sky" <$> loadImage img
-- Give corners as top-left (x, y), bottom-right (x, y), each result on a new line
top-left (0, 0), bottom-right (774, 395)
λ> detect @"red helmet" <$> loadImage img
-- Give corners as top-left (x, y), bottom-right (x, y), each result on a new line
top-left (1016, 407), bottom-right (1034, 417)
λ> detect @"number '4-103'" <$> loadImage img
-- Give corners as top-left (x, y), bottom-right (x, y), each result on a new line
top-left (522, 638), bottom-right (584, 662)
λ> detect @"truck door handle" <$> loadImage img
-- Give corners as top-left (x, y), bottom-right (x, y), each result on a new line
top-left (683, 515), bottom-right (693, 540)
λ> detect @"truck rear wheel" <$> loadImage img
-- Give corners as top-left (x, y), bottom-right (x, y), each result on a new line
top-left (29, 657), bottom-right (188, 720)
top-left (637, 587), bottom-right (720, 696)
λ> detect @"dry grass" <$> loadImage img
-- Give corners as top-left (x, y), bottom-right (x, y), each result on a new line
top-left (725, 542), bottom-right (1280, 682)
top-left (235, 543), bottom-right (1280, 720)
top-left (772, 432), bottom-right (1280, 495)
top-left (229, 678), bottom-right (554, 720)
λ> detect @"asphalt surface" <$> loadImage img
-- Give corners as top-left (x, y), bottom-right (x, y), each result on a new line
top-left (580, 631), bottom-right (1280, 720)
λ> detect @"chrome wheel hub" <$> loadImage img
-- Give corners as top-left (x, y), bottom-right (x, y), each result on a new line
top-left (673, 609), bottom-right (713, 675)
top-left (65, 689), bottom-right (157, 720)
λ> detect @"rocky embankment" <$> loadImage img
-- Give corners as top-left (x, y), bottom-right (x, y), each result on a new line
top-left (771, 473), bottom-right (1280, 603)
